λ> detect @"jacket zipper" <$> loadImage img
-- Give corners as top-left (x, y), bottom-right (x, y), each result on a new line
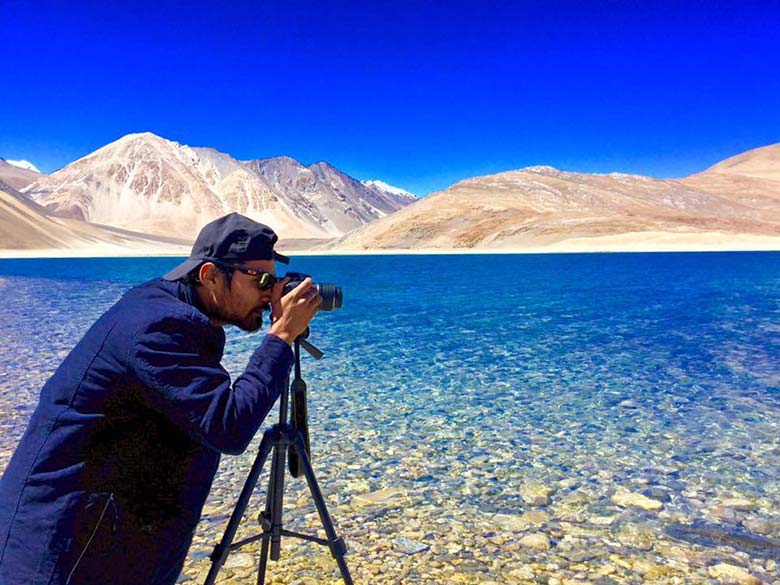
top-left (65, 493), bottom-right (116, 584)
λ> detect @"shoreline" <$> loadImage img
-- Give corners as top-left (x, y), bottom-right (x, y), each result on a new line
top-left (2, 234), bottom-right (780, 260)
top-left (3, 247), bottom-right (780, 260)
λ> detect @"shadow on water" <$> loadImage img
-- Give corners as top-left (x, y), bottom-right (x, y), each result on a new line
top-left (665, 521), bottom-right (780, 559)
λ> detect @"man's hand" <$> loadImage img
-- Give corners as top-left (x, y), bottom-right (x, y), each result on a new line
top-left (268, 277), bottom-right (321, 345)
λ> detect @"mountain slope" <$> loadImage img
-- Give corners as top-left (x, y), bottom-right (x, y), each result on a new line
top-left (23, 133), bottom-right (415, 240)
top-left (680, 144), bottom-right (780, 211)
top-left (0, 183), bottom-right (189, 253)
top-left (0, 158), bottom-right (44, 190)
top-left (328, 146), bottom-right (780, 251)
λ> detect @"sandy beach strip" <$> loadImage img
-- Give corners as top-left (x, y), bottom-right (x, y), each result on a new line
top-left (1, 231), bottom-right (780, 260)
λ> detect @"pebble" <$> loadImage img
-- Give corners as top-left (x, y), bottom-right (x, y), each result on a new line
top-left (394, 537), bottom-right (430, 555)
top-left (707, 563), bottom-right (761, 584)
top-left (589, 515), bottom-right (616, 526)
top-left (721, 498), bottom-right (758, 511)
top-left (519, 533), bottom-right (552, 550)
top-left (611, 488), bottom-right (663, 511)
top-left (351, 487), bottom-right (408, 508)
top-left (506, 565), bottom-right (535, 580)
top-left (491, 513), bottom-right (530, 531)
top-left (520, 483), bottom-right (553, 506)
top-left (224, 553), bottom-right (255, 569)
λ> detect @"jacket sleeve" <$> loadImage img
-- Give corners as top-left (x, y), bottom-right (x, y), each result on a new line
top-left (129, 315), bottom-right (294, 455)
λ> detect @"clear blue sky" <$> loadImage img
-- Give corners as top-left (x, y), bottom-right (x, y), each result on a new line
top-left (1, 0), bottom-right (779, 196)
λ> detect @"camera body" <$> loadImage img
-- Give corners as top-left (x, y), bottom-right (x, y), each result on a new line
top-left (282, 272), bottom-right (343, 311)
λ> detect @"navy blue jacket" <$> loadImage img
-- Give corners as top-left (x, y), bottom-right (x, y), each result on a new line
top-left (0, 278), bottom-right (293, 584)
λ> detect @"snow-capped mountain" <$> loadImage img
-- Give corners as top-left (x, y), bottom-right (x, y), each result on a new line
top-left (0, 158), bottom-right (44, 190)
top-left (6, 159), bottom-right (40, 173)
top-left (22, 133), bottom-right (416, 240)
top-left (361, 179), bottom-right (416, 199)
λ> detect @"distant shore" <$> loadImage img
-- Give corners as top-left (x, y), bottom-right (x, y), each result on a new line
top-left (1, 231), bottom-right (780, 260)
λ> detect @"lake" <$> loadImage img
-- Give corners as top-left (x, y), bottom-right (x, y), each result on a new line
top-left (1, 253), bottom-right (779, 584)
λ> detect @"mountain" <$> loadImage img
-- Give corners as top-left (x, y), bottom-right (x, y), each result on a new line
top-left (328, 145), bottom-right (780, 252)
top-left (6, 159), bottom-right (41, 173)
top-left (693, 144), bottom-right (780, 182)
top-left (361, 179), bottom-right (416, 199)
top-left (0, 158), bottom-right (44, 190)
top-left (22, 133), bottom-right (416, 240)
top-left (0, 182), bottom-right (189, 254)
top-left (680, 144), bottom-right (780, 212)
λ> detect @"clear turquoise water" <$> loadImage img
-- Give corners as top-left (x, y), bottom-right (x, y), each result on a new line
top-left (1, 253), bottom-right (780, 582)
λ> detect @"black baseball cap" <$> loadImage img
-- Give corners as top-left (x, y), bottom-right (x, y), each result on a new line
top-left (163, 213), bottom-right (290, 281)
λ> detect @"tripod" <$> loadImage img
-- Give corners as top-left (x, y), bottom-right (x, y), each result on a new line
top-left (204, 333), bottom-right (353, 584)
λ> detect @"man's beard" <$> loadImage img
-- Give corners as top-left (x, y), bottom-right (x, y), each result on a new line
top-left (221, 302), bottom-right (271, 332)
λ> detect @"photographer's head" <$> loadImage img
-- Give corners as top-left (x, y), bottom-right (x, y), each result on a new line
top-left (164, 213), bottom-right (290, 332)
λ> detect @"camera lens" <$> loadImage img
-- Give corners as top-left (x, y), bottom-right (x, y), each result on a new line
top-left (314, 284), bottom-right (343, 311)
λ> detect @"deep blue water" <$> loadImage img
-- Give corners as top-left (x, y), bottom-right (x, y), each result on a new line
top-left (1, 252), bottom-right (780, 579)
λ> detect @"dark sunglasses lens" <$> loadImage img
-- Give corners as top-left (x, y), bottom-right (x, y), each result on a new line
top-left (257, 273), bottom-right (276, 290)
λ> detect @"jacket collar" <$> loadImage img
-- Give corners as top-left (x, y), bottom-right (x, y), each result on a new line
top-left (177, 280), bottom-right (211, 320)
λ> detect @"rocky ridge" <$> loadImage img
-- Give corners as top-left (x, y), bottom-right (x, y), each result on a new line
top-left (328, 144), bottom-right (780, 252)
top-left (22, 133), bottom-right (416, 240)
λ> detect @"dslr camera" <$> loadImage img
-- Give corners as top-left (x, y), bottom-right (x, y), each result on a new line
top-left (282, 272), bottom-right (343, 311)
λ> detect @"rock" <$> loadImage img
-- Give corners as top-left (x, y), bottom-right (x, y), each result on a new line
top-left (743, 518), bottom-right (780, 536)
top-left (707, 563), bottom-right (760, 584)
top-left (641, 487), bottom-right (672, 502)
top-left (594, 564), bottom-right (617, 576)
top-left (394, 536), bottom-right (430, 555)
top-left (224, 553), bottom-right (255, 569)
top-left (519, 533), bottom-right (551, 550)
top-left (721, 498), bottom-right (758, 511)
top-left (710, 505), bottom-right (740, 523)
top-left (506, 565), bottom-right (535, 580)
top-left (520, 483), bottom-right (553, 506)
top-left (521, 510), bottom-right (549, 525)
top-left (351, 487), bottom-right (408, 509)
top-left (492, 513), bottom-right (530, 531)
top-left (611, 488), bottom-right (663, 511)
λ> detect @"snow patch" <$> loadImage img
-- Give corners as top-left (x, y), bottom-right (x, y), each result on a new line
top-left (362, 179), bottom-right (416, 198)
top-left (7, 159), bottom-right (41, 173)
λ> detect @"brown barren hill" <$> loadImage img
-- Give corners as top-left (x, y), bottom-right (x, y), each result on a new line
top-left (0, 184), bottom-right (190, 255)
top-left (328, 145), bottom-right (780, 252)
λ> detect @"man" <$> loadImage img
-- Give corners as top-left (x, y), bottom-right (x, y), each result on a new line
top-left (0, 213), bottom-right (320, 584)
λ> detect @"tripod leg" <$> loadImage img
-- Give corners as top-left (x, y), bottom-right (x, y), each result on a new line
top-left (204, 430), bottom-right (276, 585)
top-left (257, 445), bottom-right (283, 585)
top-left (268, 434), bottom-right (289, 561)
top-left (256, 533), bottom-right (270, 585)
top-left (292, 435), bottom-right (354, 585)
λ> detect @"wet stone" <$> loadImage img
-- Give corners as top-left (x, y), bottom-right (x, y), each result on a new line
top-left (708, 563), bottom-right (761, 585)
top-left (394, 537), bottom-right (430, 555)
top-left (351, 487), bottom-right (409, 509)
top-left (641, 487), bottom-right (672, 502)
top-left (519, 533), bottom-right (552, 550)
top-left (611, 488), bottom-right (663, 511)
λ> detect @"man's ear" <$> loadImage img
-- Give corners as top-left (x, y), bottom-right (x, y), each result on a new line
top-left (198, 262), bottom-right (220, 289)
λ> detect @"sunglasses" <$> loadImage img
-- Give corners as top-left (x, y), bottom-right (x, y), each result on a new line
top-left (215, 262), bottom-right (278, 290)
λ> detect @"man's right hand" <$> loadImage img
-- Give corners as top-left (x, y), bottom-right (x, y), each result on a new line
top-left (268, 277), bottom-right (321, 345)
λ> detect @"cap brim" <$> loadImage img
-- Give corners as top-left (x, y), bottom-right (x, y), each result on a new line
top-left (163, 258), bottom-right (203, 281)
top-left (274, 251), bottom-right (290, 264)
